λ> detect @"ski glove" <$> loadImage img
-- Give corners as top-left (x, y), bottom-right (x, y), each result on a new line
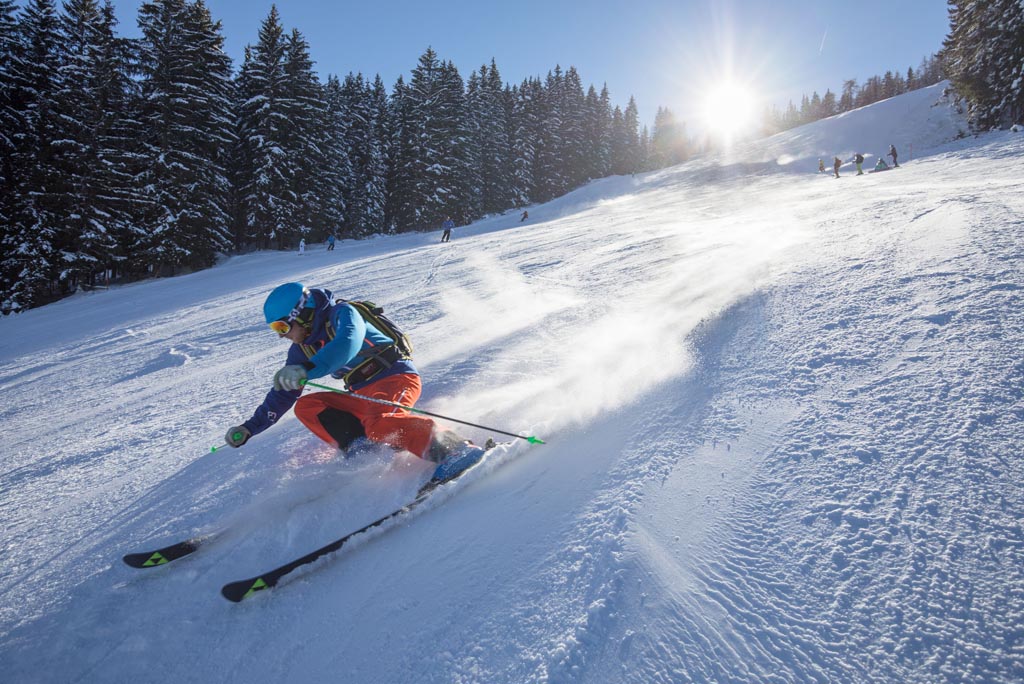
top-left (225, 425), bottom-right (251, 448)
top-left (273, 364), bottom-right (308, 391)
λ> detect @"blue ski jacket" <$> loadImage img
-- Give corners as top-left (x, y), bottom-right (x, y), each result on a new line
top-left (242, 288), bottom-right (417, 436)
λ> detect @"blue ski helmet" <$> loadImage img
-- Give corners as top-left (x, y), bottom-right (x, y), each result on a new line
top-left (264, 282), bottom-right (312, 325)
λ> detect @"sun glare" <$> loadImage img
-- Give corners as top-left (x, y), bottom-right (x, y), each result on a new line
top-left (701, 82), bottom-right (758, 142)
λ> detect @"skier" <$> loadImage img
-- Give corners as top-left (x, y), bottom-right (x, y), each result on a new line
top-left (440, 216), bottom-right (454, 243)
top-left (298, 238), bottom-right (306, 255)
top-left (326, 234), bottom-right (336, 251)
top-left (874, 156), bottom-right (889, 172)
top-left (888, 144), bottom-right (899, 167)
top-left (818, 159), bottom-right (825, 173)
top-left (520, 210), bottom-right (529, 222)
top-left (854, 152), bottom-right (865, 175)
top-left (223, 283), bottom-right (484, 481)
top-left (833, 156), bottom-right (842, 178)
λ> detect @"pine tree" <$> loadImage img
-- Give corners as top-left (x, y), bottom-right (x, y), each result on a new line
top-left (609, 104), bottom-right (625, 172)
top-left (320, 75), bottom-right (350, 237)
top-left (95, 0), bottom-right (146, 283)
top-left (476, 59), bottom-right (514, 215)
top-left (821, 89), bottom-right (837, 119)
top-left (637, 125), bottom-right (650, 171)
top-left (400, 47), bottom-right (441, 229)
top-left (783, 100), bottom-right (798, 128)
top-left (534, 66), bottom-right (565, 202)
top-left (51, 0), bottom-right (137, 290)
top-left (0, 0), bottom-right (22, 288)
top-left (944, 0), bottom-right (1024, 129)
top-left (282, 27), bottom-right (333, 241)
top-left (799, 94), bottom-right (811, 123)
top-left (236, 6), bottom-right (291, 249)
top-left (2, 0), bottom-right (62, 311)
top-left (809, 91), bottom-right (822, 120)
top-left (434, 59), bottom-right (471, 223)
top-left (386, 74), bottom-right (417, 232)
top-left (583, 84), bottom-right (612, 180)
top-left (559, 66), bottom-right (587, 188)
top-left (462, 68), bottom-right (484, 218)
top-left (882, 70), bottom-right (897, 99)
top-left (225, 48), bottom-right (250, 248)
top-left (622, 96), bottom-right (641, 173)
top-left (366, 74), bottom-right (390, 233)
top-left (840, 79), bottom-right (858, 112)
top-left (135, 0), bottom-right (235, 275)
top-left (510, 77), bottom-right (541, 205)
top-left (397, 48), bottom-right (468, 230)
top-left (650, 106), bottom-right (683, 168)
top-left (338, 71), bottom-right (387, 237)
top-left (609, 96), bottom-right (644, 174)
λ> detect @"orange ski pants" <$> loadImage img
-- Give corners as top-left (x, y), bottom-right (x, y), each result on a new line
top-left (294, 373), bottom-right (434, 459)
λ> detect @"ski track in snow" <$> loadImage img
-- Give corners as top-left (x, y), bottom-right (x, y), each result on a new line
top-left (590, 158), bottom-right (1024, 684)
top-left (1, 84), bottom-right (1023, 683)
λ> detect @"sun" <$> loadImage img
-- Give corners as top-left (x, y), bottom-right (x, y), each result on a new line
top-left (701, 81), bottom-right (759, 142)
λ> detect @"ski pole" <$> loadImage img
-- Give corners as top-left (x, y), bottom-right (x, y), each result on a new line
top-left (302, 380), bottom-right (545, 444)
top-left (210, 438), bottom-right (235, 453)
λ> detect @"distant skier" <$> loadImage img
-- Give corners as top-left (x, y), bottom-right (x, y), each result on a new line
top-left (223, 283), bottom-right (484, 482)
top-left (854, 153), bottom-right (865, 175)
top-left (818, 159), bottom-right (826, 173)
top-left (440, 216), bottom-right (454, 243)
top-left (326, 234), bottom-right (336, 251)
top-left (520, 210), bottom-right (529, 222)
top-left (833, 156), bottom-right (842, 178)
top-left (888, 144), bottom-right (899, 167)
top-left (298, 238), bottom-right (306, 255)
top-left (873, 156), bottom-right (889, 172)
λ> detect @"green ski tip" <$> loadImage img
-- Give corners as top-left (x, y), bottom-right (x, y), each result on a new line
top-left (142, 552), bottom-right (168, 566)
top-left (526, 436), bottom-right (545, 444)
top-left (244, 578), bottom-right (269, 598)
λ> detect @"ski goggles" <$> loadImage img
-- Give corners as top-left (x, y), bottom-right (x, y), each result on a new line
top-left (269, 289), bottom-right (312, 335)
top-left (269, 318), bottom-right (296, 335)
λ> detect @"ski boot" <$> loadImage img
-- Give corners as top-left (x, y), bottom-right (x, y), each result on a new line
top-left (426, 430), bottom-right (486, 483)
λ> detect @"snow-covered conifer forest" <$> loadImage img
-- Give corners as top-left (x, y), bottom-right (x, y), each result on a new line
top-left (3, 0), bottom-right (978, 313)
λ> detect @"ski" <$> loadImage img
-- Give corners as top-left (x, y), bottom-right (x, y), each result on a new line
top-left (221, 440), bottom-right (497, 602)
top-left (122, 534), bottom-right (218, 568)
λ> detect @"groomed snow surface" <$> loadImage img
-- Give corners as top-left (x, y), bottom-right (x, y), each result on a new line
top-left (1, 83), bottom-right (1022, 683)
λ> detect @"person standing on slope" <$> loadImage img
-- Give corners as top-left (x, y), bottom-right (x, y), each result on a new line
top-left (223, 283), bottom-right (483, 481)
top-left (854, 152), bottom-right (865, 175)
top-left (888, 144), bottom-right (900, 168)
top-left (440, 216), bottom-right (454, 243)
top-left (833, 156), bottom-right (842, 178)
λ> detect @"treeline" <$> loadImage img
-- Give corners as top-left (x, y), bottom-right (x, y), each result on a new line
top-left (0, 0), bottom-right (652, 313)
top-left (942, 0), bottom-right (1024, 130)
top-left (761, 54), bottom-right (947, 134)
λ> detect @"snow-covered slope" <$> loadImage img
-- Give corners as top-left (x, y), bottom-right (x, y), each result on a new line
top-left (1, 83), bottom-right (1023, 683)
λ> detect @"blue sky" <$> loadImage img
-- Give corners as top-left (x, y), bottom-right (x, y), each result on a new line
top-left (92, 1), bottom-right (951, 129)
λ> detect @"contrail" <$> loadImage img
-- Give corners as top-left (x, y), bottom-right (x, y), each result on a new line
top-left (819, 28), bottom-right (828, 54)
